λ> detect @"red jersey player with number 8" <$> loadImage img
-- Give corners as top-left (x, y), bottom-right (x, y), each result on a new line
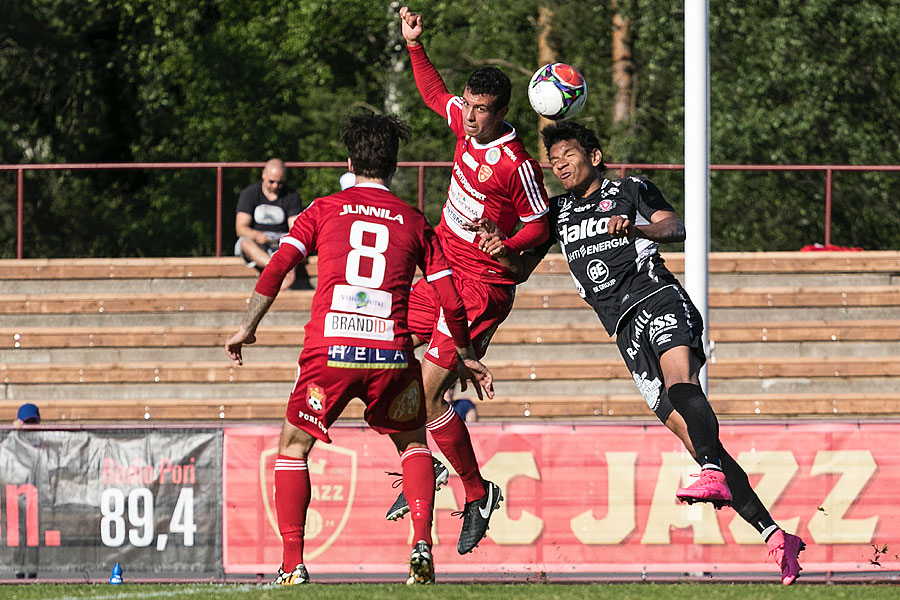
top-left (225, 112), bottom-right (494, 586)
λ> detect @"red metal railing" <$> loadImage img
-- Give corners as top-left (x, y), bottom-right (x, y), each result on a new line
top-left (3, 161), bottom-right (900, 258)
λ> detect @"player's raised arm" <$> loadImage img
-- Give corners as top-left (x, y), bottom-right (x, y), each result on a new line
top-left (399, 7), bottom-right (452, 114)
top-left (399, 6), bottom-right (423, 46)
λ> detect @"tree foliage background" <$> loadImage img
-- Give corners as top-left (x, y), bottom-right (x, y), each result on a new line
top-left (1, 0), bottom-right (898, 257)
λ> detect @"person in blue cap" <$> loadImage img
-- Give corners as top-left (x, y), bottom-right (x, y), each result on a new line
top-left (14, 403), bottom-right (40, 429)
top-left (11, 402), bottom-right (41, 577)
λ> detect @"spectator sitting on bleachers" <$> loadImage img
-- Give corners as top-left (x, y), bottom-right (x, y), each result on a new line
top-left (235, 158), bottom-right (312, 290)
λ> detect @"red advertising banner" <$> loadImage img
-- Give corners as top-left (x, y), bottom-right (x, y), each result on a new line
top-left (222, 422), bottom-right (900, 577)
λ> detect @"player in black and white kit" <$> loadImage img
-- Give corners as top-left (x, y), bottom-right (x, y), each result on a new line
top-left (469, 121), bottom-right (805, 586)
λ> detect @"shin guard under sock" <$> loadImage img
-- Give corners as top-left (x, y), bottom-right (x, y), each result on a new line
top-left (427, 406), bottom-right (487, 502)
top-left (668, 383), bottom-right (722, 469)
top-left (401, 447), bottom-right (436, 546)
top-left (274, 455), bottom-right (310, 570)
top-left (720, 444), bottom-right (778, 536)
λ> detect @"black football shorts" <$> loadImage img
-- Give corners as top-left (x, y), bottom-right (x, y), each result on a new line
top-left (615, 286), bottom-right (706, 422)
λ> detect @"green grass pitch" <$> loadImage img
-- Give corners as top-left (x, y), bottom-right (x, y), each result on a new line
top-left (1, 583), bottom-right (899, 600)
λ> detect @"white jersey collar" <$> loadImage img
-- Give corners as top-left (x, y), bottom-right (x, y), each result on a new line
top-left (352, 182), bottom-right (390, 192)
top-left (467, 122), bottom-right (517, 150)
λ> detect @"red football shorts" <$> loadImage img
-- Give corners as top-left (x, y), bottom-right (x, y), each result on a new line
top-left (286, 345), bottom-right (426, 443)
top-left (406, 275), bottom-right (515, 370)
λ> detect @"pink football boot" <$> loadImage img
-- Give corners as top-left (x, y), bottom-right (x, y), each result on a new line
top-left (675, 468), bottom-right (733, 509)
top-left (766, 529), bottom-right (806, 585)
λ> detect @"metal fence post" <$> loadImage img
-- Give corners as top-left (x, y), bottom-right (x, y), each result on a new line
top-left (17, 168), bottom-right (24, 259)
top-left (216, 166), bottom-right (223, 257)
top-left (825, 167), bottom-right (833, 247)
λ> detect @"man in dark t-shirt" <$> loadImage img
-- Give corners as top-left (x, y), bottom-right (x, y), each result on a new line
top-left (235, 158), bottom-right (305, 289)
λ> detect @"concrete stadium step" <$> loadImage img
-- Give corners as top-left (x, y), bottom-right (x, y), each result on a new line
top-left (471, 378), bottom-right (900, 396)
top-left (2, 277), bottom-right (260, 294)
top-left (5, 267), bottom-right (891, 294)
top-left (2, 382), bottom-right (294, 402)
top-left (4, 321), bottom-right (897, 362)
top-left (0, 256), bottom-right (316, 294)
top-left (3, 251), bottom-right (897, 292)
top-left (521, 271), bottom-right (899, 290)
top-left (8, 321), bottom-right (900, 363)
top-left (3, 356), bottom-right (897, 391)
top-left (503, 305), bottom-right (900, 324)
top-left (8, 374), bottom-right (896, 402)
top-left (5, 318), bottom-right (899, 350)
top-left (4, 391), bottom-right (898, 423)
top-left (0, 312), bottom-right (274, 328)
top-left (455, 392), bottom-right (900, 419)
top-left (8, 305), bottom-right (895, 329)
top-left (3, 286), bottom-right (897, 314)
top-left (0, 346), bottom-right (301, 364)
top-left (0, 396), bottom-right (302, 422)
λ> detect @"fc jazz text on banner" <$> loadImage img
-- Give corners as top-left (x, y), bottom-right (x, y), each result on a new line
top-left (223, 422), bottom-right (898, 575)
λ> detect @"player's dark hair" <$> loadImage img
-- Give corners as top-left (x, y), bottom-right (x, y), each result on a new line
top-left (465, 66), bottom-right (511, 111)
top-left (541, 121), bottom-right (607, 171)
top-left (340, 111), bottom-right (411, 180)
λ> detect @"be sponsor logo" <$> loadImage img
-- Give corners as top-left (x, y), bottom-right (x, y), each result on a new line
top-left (586, 258), bottom-right (609, 284)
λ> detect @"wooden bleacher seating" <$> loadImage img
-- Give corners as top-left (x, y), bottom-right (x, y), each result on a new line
top-left (4, 320), bottom-right (898, 349)
top-left (1, 251), bottom-right (898, 422)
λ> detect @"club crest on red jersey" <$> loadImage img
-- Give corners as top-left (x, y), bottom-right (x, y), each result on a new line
top-left (260, 445), bottom-right (358, 561)
top-left (307, 384), bottom-right (325, 411)
top-left (477, 165), bottom-right (493, 182)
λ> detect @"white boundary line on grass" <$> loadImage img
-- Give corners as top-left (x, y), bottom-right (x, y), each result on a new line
top-left (58, 584), bottom-right (259, 600)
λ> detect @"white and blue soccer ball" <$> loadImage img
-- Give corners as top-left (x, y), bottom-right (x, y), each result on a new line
top-left (527, 63), bottom-right (587, 120)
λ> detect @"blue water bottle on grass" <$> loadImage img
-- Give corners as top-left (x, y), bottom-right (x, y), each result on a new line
top-left (109, 562), bottom-right (123, 584)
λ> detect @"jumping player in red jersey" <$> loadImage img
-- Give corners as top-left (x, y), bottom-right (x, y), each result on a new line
top-left (225, 112), bottom-right (494, 586)
top-left (385, 6), bottom-right (551, 555)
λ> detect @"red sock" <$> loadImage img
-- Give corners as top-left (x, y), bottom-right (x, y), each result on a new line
top-left (401, 447), bottom-right (435, 546)
top-left (274, 455), bottom-right (310, 570)
top-left (427, 406), bottom-right (486, 502)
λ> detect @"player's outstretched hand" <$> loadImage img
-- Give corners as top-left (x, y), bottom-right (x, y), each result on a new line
top-left (224, 328), bottom-right (256, 366)
top-left (456, 347), bottom-right (495, 401)
top-left (465, 217), bottom-right (508, 258)
top-left (464, 217), bottom-right (499, 236)
top-left (399, 6), bottom-right (423, 45)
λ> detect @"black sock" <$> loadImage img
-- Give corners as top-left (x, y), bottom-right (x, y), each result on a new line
top-left (720, 444), bottom-right (778, 538)
top-left (667, 383), bottom-right (721, 468)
